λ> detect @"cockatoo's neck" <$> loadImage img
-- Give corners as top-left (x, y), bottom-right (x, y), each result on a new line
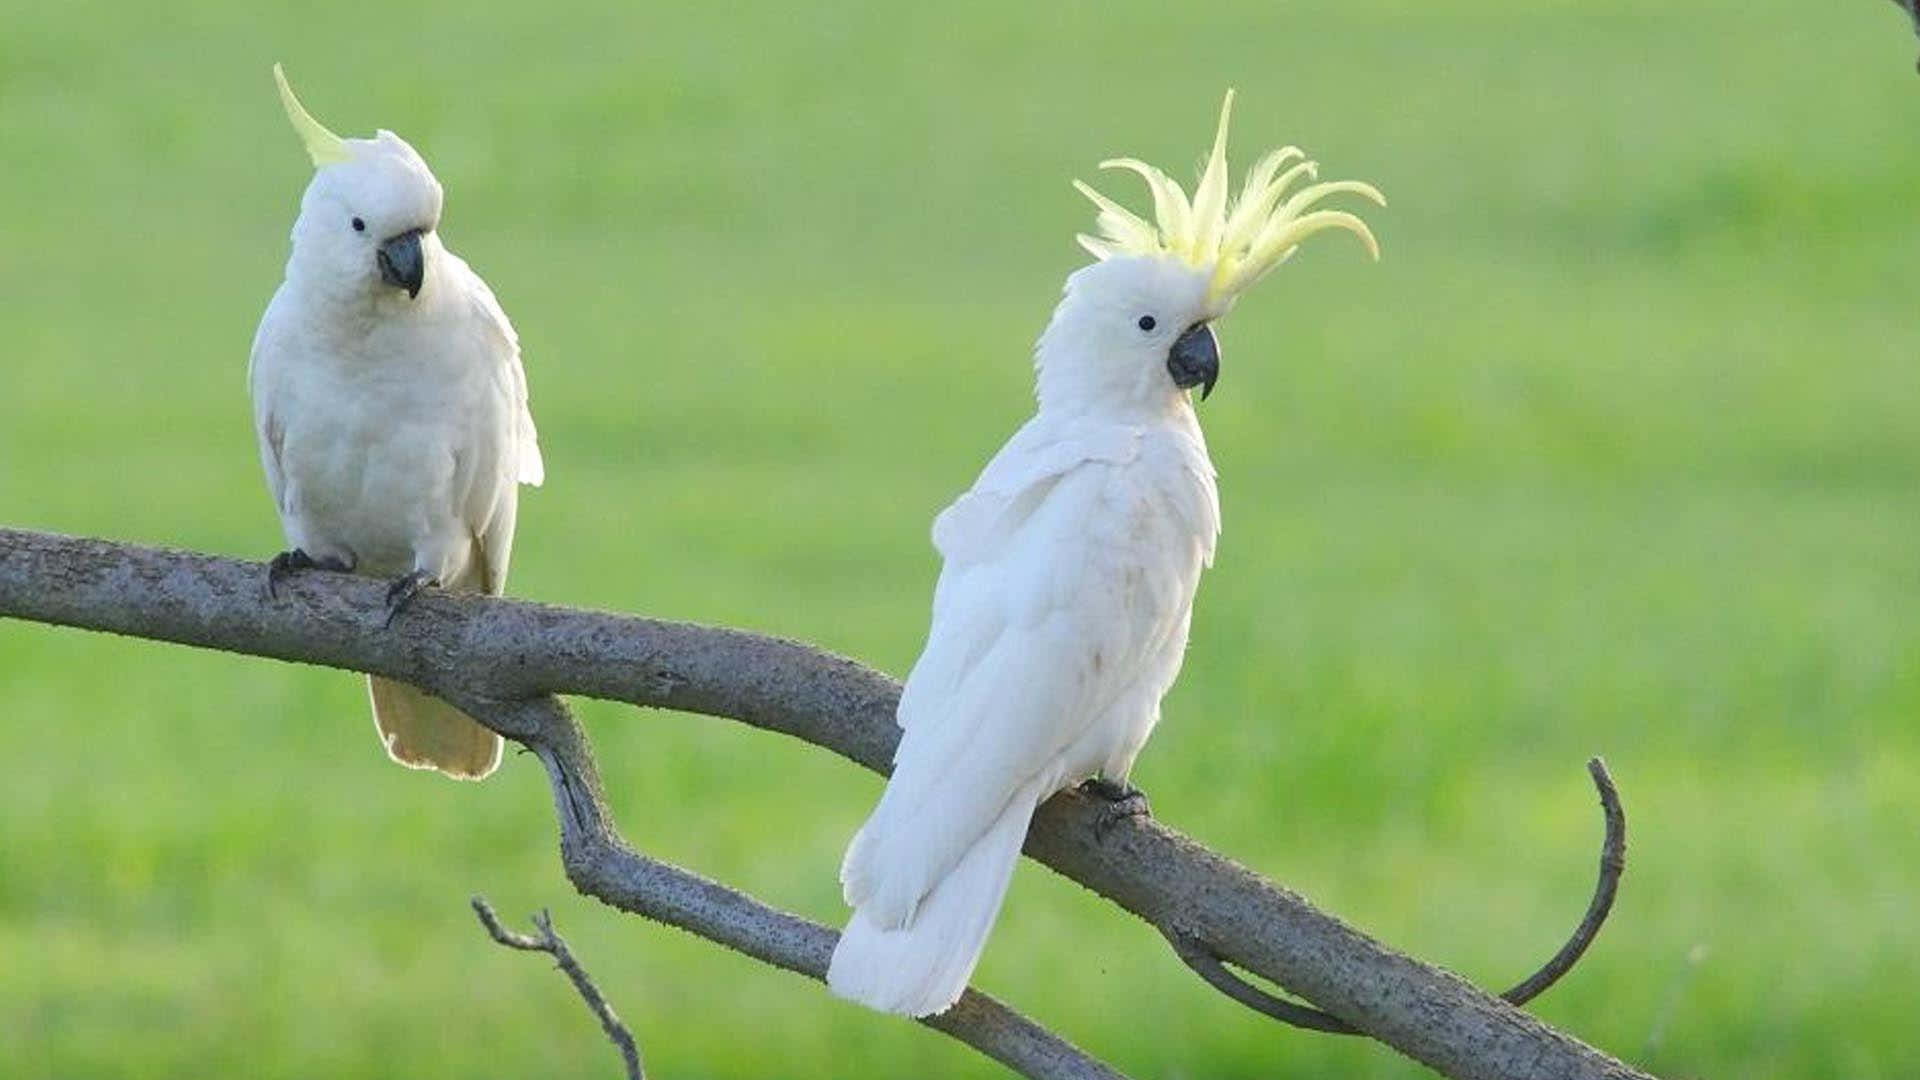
top-left (1033, 365), bottom-right (1198, 427)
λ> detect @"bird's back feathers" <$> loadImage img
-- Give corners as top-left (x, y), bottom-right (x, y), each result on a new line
top-left (830, 412), bottom-right (1217, 1014)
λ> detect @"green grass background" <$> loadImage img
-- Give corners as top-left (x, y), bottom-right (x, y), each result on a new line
top-left (3, 2), bottom-right (1916, 1076)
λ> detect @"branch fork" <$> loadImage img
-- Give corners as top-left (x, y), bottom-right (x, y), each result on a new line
top-left (0, 528), bottom-right (1655, 1080)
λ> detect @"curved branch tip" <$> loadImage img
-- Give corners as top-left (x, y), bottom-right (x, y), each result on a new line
top-left (1166, 757), bottom-right (1628, 1034)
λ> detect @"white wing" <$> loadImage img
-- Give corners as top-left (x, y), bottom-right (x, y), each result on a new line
top-left (462, 266), bottom-right (545, 488)
top-left (844, 416), bottom-right (1207, 926)
top-left (248, 283), bottom-right (299, 528)
top-left (446, 255), bottom-right (543, 594)
top-left (894, 417), bottom-right (1139, 730)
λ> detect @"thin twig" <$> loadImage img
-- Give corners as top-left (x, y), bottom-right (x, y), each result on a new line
top-left (1162, 928), bottom-right (1358, 1033)
top-left (1502, 757), bottom-right (1626, 1004)
top-left (472, 896), bottom-right (645, 1080)
top-left (1161, 757), bottom-right (1628, 1035)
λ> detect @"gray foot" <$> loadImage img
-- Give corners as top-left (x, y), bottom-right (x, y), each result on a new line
top-left (1079, 776), bottom-right (1151, 839)
top-left (383, 569), bottom-right (440, 627)
top-left (266, 548), bottom-right (352, 599)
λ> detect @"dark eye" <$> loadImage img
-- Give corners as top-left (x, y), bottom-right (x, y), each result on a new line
top-left (1137, 315), bottom-right (1157, 332)
top-left (351, 217), bottom-right (366, 233)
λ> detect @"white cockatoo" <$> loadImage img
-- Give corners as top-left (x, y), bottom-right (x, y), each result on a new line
top-left (828, 91), bottom-right (1383, 1016)
top-left (250, 65), bottom-right (543, 780)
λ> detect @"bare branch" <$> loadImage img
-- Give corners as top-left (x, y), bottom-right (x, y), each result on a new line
top-left (3, 529), bottom-right (1123, 1080)
top-left (1162, 927), bottom-right (1358, 1033)
top-left (0, 528), bottom-right (1657, 1080)
top-left (497, 694), bottom-right (1130, 1080)
top-left (1501, 758), bottom-right (1626, 1004)
top-left (1160, 756), bottom-right (1628, 1034)
top-left (472, 896), bottom-right (647, 1080)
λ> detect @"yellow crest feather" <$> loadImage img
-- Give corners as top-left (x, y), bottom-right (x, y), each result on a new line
top-left (1074, 90), bottom-right (1385, 309)
top-left (273, 63), bottom-right (350, 167)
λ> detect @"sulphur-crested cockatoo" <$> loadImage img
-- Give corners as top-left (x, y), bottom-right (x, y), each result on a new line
top-left (828, 91), bottom-right (1383, 1016)
top-left (250, 65), bottom-right (543, 780)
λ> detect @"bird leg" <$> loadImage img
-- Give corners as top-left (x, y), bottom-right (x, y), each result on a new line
top-left (1079, 776), bottom-right (1152, 840)
top-left (265, 548), bottom-right (353, 599)
top-left (383, 569), bottom-right (440, 627)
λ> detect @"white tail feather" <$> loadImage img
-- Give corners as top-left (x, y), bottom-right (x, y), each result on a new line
top-left (828, 792), bottom-right (1035, 1017)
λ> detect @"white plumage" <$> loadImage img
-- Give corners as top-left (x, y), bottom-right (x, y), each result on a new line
top-left (829, 255), bottom-right (1222, 1017)
top-left (828, 91), bottom-right (1381, 1016)
top-left (250, 66), bottom-right (541, 780)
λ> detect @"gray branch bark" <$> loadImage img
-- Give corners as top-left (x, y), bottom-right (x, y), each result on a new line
top-left (0, 528), bottom-right (1654, 1080)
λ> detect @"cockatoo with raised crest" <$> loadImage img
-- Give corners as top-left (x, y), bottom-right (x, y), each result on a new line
top-left (828, 91), bottom-right (1383, 1016)
top-left (250, 65), bottom-right (543, 780)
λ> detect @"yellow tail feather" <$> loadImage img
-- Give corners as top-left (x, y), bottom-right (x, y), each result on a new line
top-left (366, 675), bottom-right (502, 780)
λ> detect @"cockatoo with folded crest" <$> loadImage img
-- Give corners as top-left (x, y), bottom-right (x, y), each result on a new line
top-left (828, 91), bottom-right (1383, 1017)
top-left (250, 64), bottom-right (543, 780)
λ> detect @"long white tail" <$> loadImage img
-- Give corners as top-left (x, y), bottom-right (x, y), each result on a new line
top-left (828, 792), bottom-right (1036, 1017)
top-left (366, 675), bottom-right (503, 780)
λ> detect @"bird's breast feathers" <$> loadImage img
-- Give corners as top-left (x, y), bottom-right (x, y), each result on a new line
top-left (250, 257), bottom-right (541, 580)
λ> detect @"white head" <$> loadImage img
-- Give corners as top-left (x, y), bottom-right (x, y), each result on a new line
top-left (273, 64), bottom-right (445, 306)
top-left (1035, 255), bottom-right (1217, 415)
top-left (1035, 91), bottom-right (1384, 416)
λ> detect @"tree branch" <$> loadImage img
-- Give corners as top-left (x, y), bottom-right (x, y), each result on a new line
top-left (1499, 758), bottom-right (1627, 1005)
top-left (2, 529), bottom-right (1124, 1080)
top-left (1159, 757), bottom-right (1627, 1035)
top-left (491, 693), bottom-right (1130, 1080)
top-left (472, 897), bottom-right (647, 1080)
top-left (0, 528), bottom-right (1655, 1080)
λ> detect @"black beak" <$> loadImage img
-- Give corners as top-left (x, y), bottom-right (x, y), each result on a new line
top-left (1167, 322), bottom-right (1220, 400)
top-left (376, 228), bottom-right (426, 299)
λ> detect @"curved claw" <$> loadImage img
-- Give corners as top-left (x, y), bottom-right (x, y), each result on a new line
top-left (265, 548), bottom-right (352, 600)
top-left (1162, 757), bottom-right (1628, 1034)
top-left (265, 550), bottom-right (306, 600)
top-left (383, 570), bottom-right (439, 628)
top-left (1079, 777), bottom-right (1152, 841)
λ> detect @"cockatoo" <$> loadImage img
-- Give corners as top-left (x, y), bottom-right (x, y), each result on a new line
top-left (827, 91), bottom-right (1383, 1017)
top-left (249, 65), bottom-right (543, 780)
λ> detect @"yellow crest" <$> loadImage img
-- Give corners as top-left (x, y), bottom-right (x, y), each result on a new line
top-left (273, 63), bottom-right (351, 167)
top-left (1074, 90), bottom-right (1384, 309)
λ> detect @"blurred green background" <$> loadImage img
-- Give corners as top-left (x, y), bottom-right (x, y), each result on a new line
top-left (2, 1), bottom-right (1916, 1077)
